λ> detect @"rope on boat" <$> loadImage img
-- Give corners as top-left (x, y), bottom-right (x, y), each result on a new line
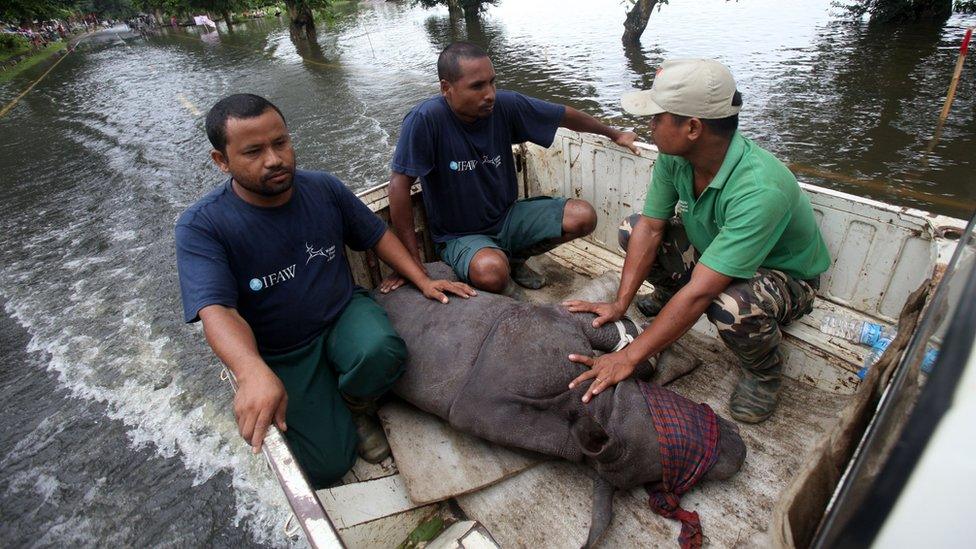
top-left (283, 514), bottom-right (302, 540)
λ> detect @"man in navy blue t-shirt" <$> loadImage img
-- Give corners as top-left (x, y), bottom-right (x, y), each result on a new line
top-left (175, 94), bottom-right (474, 488)
top-left (384, 41), bottom-right (639, 294)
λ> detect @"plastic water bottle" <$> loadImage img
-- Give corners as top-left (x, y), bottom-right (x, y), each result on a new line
top-left (920, 348), bottom-right (939, 374)
top-left (820, 314), bottom-right (895, 347)
top-left (857, 338), bottom-right (892, 380)
top-left (857, 338), bottom-right (940, 380)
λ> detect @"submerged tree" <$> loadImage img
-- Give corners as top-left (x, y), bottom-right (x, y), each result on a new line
top-left (282, 0), bottom-right (333, 40)
top-left (622, 0), bottom-right (665, 45)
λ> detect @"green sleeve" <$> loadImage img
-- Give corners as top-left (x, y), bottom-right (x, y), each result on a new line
top-left (699, 188), bottom-right (791, 279)
top-left (642, 154), bottom-right (679, 220)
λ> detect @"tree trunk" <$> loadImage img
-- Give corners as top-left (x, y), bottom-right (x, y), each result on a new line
top-left (285, 1), bottom-right (316, 40)
top-left (446, 0), bottom-right (462, 19)
top-left (222, 10), bottom-right (233, 28)
top-left (622, 0), bottom-right (658, 45)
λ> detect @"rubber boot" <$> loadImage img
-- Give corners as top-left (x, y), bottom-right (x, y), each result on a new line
top-left (510, 258), bottom-right (547, 289)
top-left (342, 394), bottom-right (391, 463)
top-left (635, 289), bottom-right (672, 317)
top-left (729, 353), bottom-right (784, 424)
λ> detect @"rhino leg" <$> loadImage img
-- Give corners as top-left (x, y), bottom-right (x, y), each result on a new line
top-left (583, 476), bottom-right (615, 549)
top-left (570, 310), bottom-right (702, 385)
top-left (650, 340), bottom-right (702, 385)
top-left (573, 313), bottom-right (643, 353)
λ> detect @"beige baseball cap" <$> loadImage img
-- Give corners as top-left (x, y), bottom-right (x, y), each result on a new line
top-left (621, 59), bottom-right (741, 119)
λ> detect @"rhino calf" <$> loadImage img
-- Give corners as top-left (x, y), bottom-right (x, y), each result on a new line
top-left (374, 263), bottom-right (746, 546)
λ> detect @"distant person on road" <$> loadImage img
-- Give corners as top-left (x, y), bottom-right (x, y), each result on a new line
top-left (384, 41), bottom-right (640, 295)
top-left (564, 59), bottom-right (831, 424)
top-left (175, 94), bottom-right (475, 488)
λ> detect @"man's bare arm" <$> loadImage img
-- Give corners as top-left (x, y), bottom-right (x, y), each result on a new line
top-left (561, 106), bottom-right (639, 154)
top-left (199, 304), bottom-right (287, 454)
top-left (389, 171), bottom-right (422, 264)
top-left (563, 215), bottom-right (667, 326)
top-left (372, 230), bottom-right (476, 301)
top-left (381, 172), bottom-right (423, 293)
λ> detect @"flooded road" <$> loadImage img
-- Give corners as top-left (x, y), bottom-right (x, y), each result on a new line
top-left (0, 0), bottom-right (974, 546)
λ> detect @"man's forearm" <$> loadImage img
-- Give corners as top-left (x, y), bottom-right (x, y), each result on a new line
top-left (614, 219), bottom-right (664, 310)
top-left (373, 230), bottom-right (433, 289)
top-left (200, 305), bottom-right (269, 382)
top-left (561, 106), bottom-right (623, 140)
top-left (389, 172), bottom-right (422, 264)
top-left (622, 285), bottom-right (715, 364)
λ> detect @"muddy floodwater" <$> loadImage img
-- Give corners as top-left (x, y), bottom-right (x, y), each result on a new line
top-left (0, 0), bottom-right (974, 546)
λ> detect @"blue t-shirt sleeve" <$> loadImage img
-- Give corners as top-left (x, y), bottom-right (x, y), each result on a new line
top-left (175, 221), bottom-right (238, 323)
top-left (504, 91), bottom-right (566, 147)
top-left (391, 109), bottom-right (434, 179)
top-left (329, 176), bottom-right (388, 251)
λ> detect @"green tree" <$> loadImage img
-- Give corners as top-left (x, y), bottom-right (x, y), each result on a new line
top-left (74, 0), bottom-right (138, 18)
top-left (191, 0), bottom-right (240, 28)
top-left (2, 0), bottom-right (73, 24)
top-left (415, 0), bottom-right (498, 20)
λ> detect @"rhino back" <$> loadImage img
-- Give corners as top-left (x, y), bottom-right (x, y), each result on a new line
top-left (448, 303), bottom-right (596, 461)
top-left (375, 285), bottom-right (517, 418)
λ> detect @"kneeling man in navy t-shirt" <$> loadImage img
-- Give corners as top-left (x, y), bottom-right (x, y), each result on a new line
top-left (384, 41), bottom-right (639, 294)
top-left (175, 94), bottom-right (475, 488)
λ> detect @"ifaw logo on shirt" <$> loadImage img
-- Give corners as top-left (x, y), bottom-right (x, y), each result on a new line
top-left (449, 155), bottom-right (502, 171)
top-left (305, 242), bottom-right (336, 265)
top-left (248, 242), bottom-right (336, 292)
top-left (249, 264), bottom-right (296, 292)
top-left (676, 199), bottom-right (689, 215)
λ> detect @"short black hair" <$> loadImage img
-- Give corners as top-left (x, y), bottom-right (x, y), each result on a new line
top-left (437, 41), bottom-right (488, 83)
top-left (205, 94), bottom-right (286, 153)
top-left (671, 90), bottom-right (743, 139)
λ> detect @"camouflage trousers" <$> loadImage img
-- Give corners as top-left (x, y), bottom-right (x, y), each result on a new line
top-left (618, 214), bottom-right (819, 377)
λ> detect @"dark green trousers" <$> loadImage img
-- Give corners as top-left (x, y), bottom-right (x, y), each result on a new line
top-left (262, 289), bottom-right (407, 488)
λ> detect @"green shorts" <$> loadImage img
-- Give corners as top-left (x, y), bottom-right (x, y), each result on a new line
top-left (437, 196), bottom-right (568, 281)
top-left (261, 289), bottom-right (406, 488)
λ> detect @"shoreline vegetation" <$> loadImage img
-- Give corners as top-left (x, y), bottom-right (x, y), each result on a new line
top-left (0, 39), bottom-right (70, 79)
top-left (0, 0), bottom-right (353, 80)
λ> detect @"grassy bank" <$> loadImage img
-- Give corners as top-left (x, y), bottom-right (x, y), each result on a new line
top-left (0, 45), bottom-right (32, 64)
top-left (0, 41), bottom-right (69, 81)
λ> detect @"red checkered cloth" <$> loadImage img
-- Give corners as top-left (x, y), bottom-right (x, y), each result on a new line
top-left (639, 381), bottom-right (720, 549)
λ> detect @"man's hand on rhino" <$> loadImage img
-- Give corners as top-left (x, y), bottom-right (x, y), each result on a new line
top-left (562, 300), bottom-right (626, 328)
top-left (379, 261), bottom-right (428, 294)
top-left (419, 279), bottom-right (478, 304)
top-left (568, 350), bottom-right (638, 403)
top-left (379, 272), bottom-right (407, 294)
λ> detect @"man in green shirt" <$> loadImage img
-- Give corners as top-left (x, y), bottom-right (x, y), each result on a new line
top-left (563, 59), bottom-right (830, 423)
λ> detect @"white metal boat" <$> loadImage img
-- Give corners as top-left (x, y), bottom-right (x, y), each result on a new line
top-left (234, 129), bottom-right (973, 548)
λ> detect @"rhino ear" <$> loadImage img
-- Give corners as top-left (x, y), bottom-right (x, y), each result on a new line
top-left (572, 415), bottom-right (620, 463)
